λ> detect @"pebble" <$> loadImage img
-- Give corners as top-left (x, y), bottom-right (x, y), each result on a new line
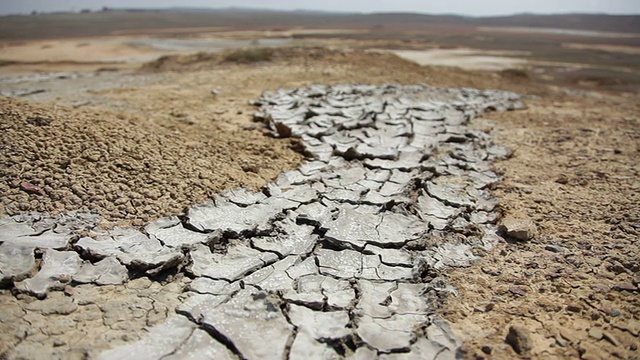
top-left (555, 336), bottom-right (569, 347)
top-left (566, 304), bottom-right (582, 313)
top-left (506, 325), bottom-right (532, 354)
top-left (588, 327), bottom-right (603, 340)
top-left (19, 181), bottom-right (45, 195)
top-left (481, 267), bottom-right (501, 276)
top-left (53, 340), bottom-right (66, 347)
top-left (481, 345), bottom-right (492, 354)
top-left (500, 216), bottom-right (537, 241)
top-left (613, 284), bottom-right (638, 292)
top-left (473, 301), bottom-right (495, 313)
top-left (545, 244), bottom-right (564, 253)
top-left (509, 286), bottom-right (527, 297)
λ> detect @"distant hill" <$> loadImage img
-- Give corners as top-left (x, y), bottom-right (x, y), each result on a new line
top-left (0, 9), bottom-right (638, 40)
top-left (473, 13), bottom-right (640, 33)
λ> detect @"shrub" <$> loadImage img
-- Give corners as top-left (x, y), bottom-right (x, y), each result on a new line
top-left (500, 68), bottom-right (531, 79)
top-left (223, 48), bottom-right (274, 64)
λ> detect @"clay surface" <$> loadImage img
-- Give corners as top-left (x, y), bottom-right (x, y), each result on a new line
top-left (1, 84), bottom-right (523, 358)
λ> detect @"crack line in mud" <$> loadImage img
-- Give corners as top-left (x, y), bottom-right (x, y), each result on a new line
top-left (0, 84), bottom-right (526, 359)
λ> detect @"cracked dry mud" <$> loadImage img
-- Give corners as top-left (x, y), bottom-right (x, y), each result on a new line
top-left (0, 84), bottom-right (525, 359)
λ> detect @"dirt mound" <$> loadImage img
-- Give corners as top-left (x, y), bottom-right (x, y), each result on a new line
top-left (138, 47), bottom-right (322, 73)
top-left (0, 47), bottom-right (546, 231)
top-left (0, 97), bottom-right (302, 228)
top-left (138, 47), bottom-right (547, 94)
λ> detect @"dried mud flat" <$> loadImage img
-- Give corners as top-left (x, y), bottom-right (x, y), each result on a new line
top-left (0, 49), bottom-right (638, 359)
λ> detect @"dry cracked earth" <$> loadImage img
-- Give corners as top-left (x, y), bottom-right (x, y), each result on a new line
top-left (0, 48), bottom-right (638, 360)
top-left (1, 84), bottom-right (526, 359)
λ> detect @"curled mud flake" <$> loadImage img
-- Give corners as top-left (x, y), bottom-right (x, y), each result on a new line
top-left (20, 181), bottom-right (45, 195)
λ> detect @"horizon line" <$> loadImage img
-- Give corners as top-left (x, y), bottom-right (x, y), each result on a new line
top-left (3, 6), bottom-right (640, 18)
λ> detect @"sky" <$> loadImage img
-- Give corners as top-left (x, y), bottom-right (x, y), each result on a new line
top-left (1, 0), bottom-right (640, 17)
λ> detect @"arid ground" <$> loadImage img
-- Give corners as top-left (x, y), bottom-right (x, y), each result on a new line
top-left (0, 10), bottom-right (638, 359)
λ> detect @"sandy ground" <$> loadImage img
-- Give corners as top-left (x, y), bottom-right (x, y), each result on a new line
top-left (444, 94), bottom-right (640, 359)
top-left (477, 26), bottom-right (640, 39)
top-left (387, 49), bottom-right (529, 71)
top-left (0, 38), bottom-right (160, 64)
top-left (562, 42), bottom-right (640, 55)
top-left (0, 30), bottom-right (359, 67)
top-left (0, 35), bottom-right (535, 73)
top-left (0, 35), bottom-right (638, 359)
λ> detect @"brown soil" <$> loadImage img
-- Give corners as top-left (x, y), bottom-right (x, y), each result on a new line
top-left (0, 38), bottom-right (158, 63)
top-left (1, 48), bottom-right (551, 229)
top-left (442, 94), bottom-right (640, 359)
top-left (0, 95), bottom-right (303, 229)
top-left (0, 43), bottom-right (638, 359)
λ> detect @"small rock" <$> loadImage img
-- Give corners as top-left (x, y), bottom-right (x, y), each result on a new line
top-left (53, 339), bottom-right (66, 347)
top-left (211, 88), bottom-right (220, 95)
top-left (482, 267), bottom-right (501, 276)
top-left (506, 325), bottom-right (532, 354)
top-left (474, 302), bottom-right (496, 313)
top-left (19, 181), bottom-right (45, 195)
top-left (274, 122), bottom-right (292, 138)
top-left (555, 336), bottom-right (569, 347)
top-left (500, 216), bottom-right (537, 241)
top-left (481, 345), bottom-right (492, 354)
top-left (608, 261), bottom-right (626, 274)
top-left (588, 327), bottom-right (603, 340)
top-left (566, 304), bottom-right (582, 313)
top-left (630, 344), bottom-right (637, 351)
top-left (556, 175), bottom-right (569, 184)
top-left (64, 285), bottom-right (74, 296)
top-left (545, 244), bottom-right (564, 253)
top-left (509, 286), bottom-right (527, 297)
top-left (613, 284), bottom-right (638, 293)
